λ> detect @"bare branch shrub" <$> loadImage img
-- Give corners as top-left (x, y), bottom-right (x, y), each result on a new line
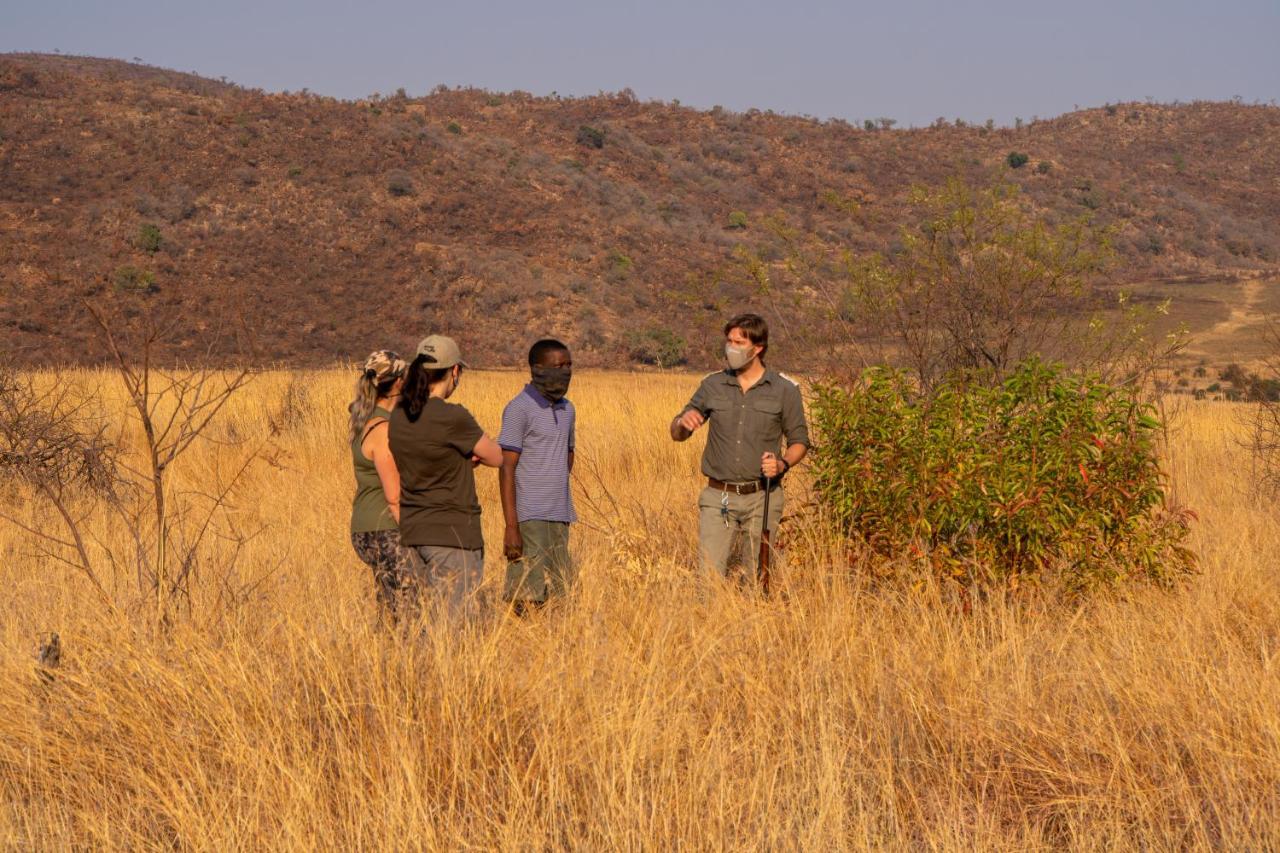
top-left (735, 177), bottom-right (1186, 391)
top-left (86, 300), bottom-right (259, 625)
top-left (0, 365), bottom-right (124, 610)
top-left (0, 298), bottom-right (263, 628)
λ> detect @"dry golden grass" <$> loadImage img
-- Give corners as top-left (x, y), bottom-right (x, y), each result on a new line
top-left (2, 369), bottom-right (1278, 849)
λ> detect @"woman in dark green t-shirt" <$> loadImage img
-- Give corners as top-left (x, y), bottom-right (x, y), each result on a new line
top-left (349, 350), bottom-right (408, 619)
top-left (389, 335), bottom-right (503, 619)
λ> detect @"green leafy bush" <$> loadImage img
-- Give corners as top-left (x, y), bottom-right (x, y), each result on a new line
top-left (577, 125), bottom-right (606, 149)
top-left (1006, 151), bottom-right (1030, 169)
top-left (811, 358), bottom-right (1196, 594)
top-left (605, 249), bottom-right (633, 282)
top-left (626, 327), bottom-right (687, 368)
top-left (136, 223), bottom-right (162, 253)
top-left (726, 210), bottom-right (749, 230)
top-left (113, 265), bottom-right (157, 294)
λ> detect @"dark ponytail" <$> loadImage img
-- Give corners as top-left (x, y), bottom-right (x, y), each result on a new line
top-left (401, 355), bottom-right (453, 422)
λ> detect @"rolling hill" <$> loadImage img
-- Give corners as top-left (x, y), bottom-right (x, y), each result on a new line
top-left (2, 53), bottom-right (1277, 369)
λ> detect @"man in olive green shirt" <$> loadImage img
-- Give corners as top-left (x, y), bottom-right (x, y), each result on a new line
top-left (670, 313), bottom-right (810, 577)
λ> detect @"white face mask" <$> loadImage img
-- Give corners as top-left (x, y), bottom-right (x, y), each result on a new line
top-left (725, 343), bottom-right (756, 371)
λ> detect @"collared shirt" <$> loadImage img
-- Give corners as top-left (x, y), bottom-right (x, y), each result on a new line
top-left (681, 369), bottom-right (809, 483)
top-left (498, 384), bottom-right (577, 524)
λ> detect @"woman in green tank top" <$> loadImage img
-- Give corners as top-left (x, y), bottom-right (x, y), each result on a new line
top-left (349, 350), bottom-right (408, 620)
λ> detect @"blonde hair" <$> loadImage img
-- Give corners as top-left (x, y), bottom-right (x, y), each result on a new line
top-left (347, 352), bottom-right (406, 444)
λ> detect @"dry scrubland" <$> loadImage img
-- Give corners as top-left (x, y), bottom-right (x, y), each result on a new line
top-left (5, 53), bottom-right (1280, 368)
top-left (1, 369), bottom-right (1278, 849)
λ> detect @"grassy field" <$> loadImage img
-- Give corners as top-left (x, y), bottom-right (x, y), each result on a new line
top-left (1146, 276), bottom-right (1280, 374)
top-left (1, 369), bottom-right (1278, 849)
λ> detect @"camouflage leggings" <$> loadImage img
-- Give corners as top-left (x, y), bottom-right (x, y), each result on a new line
top-left (350, 529), bottom-right (410, 620)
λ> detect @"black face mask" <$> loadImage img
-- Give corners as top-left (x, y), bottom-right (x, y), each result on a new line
top-left (531, 365), bottom-right (572, 402)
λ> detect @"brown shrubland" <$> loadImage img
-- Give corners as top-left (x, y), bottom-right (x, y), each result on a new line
top-left (3, 53), bottom-right (1280, 370)
top-left (1, 369), bottom-right (1278, 849)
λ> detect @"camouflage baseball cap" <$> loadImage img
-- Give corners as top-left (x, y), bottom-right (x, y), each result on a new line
top-left (415, 335), bottom-right (467, 369)
top-left (362, 350), bottom-right (406, 382)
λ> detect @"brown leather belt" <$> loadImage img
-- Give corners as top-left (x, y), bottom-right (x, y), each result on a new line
top-left (708, 477), bottom-right (767, 495)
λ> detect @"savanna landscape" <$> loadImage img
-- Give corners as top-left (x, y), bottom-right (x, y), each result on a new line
top-left (2, 49), bottom-right (1280, 850)
top-left (1, 367), bottom-right (1278, 848)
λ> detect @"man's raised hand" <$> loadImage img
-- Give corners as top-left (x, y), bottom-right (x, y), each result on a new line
top-left (677, 409), bottom-right (706, 433)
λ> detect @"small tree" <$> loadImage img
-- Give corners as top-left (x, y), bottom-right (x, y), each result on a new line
top-left (386, 169), bottom-right (415, 197)
top-left (114, 265), bottom-right (157, 294)
top-left (734, 176), bottom-right (1183, 389)
top-left (576, 125), bottom-right (606, 149)
top-left (1220, 363), bottom-right (1248, 387)
top-left (136, 223), bottom-right (163, 253)
top-left (845, 179), bottom-right (1114, 387)
top-left (627, 327), bottom-right (687, 368)
top-left (606, 249), bottom-right (633, 281)
top-left (89, 302), bottom-right (258, 626)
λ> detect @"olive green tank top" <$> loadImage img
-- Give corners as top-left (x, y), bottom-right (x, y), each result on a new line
top-left (351, 406), bottom-right (397, 533)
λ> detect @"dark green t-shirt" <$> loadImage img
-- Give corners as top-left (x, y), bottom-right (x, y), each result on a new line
top-left (389, 398), bottom-right (485, 550)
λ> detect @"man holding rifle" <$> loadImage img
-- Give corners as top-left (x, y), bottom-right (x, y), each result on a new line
top-left (670, 313), bottom-right (809, 581)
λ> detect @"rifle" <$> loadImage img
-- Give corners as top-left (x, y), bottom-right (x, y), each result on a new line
top-left (757, 475), bottom-right (774, 594)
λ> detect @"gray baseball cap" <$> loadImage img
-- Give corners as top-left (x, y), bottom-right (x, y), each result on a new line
top-left (415, 334), bottom-right (467, 369)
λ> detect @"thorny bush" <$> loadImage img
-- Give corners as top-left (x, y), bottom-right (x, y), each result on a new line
top-left (811, 357), bottom-right (1197, 595)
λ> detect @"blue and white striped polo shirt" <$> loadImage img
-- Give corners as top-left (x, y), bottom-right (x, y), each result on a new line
top-left (497, 385), bottom-right (577, 524)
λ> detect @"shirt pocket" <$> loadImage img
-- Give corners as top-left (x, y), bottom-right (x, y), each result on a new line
top-left (750, 396), bottom-right (783, 444)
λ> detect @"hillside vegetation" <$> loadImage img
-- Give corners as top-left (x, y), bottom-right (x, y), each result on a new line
top-left (1, 53), bottom-right (1278, 367)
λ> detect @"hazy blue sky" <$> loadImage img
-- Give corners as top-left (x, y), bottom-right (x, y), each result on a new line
top-left (4, 0), bottom-right (1277, 126)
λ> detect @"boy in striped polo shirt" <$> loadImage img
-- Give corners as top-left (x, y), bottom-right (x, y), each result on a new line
top-left (499, 339), bottom-right (577, 611)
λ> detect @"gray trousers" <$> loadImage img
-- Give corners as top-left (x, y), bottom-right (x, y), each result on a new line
top-left (697, 484), bottom-right (784, 577)
top-left (404, 545), bottom-right (484, 622)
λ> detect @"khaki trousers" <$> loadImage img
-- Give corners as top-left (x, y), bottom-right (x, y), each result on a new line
top-left (403, 544), bottom-right (484, 622)
top-left (697, 484), bottom-right (784, 577)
